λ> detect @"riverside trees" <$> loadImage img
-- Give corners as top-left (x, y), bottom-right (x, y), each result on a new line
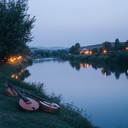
top-left (0, 0), bottom-right (35, 62)
top-left (69, 43), bottom-right (81, 55)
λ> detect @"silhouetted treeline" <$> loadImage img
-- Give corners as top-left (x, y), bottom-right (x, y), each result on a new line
top-left (31, 49), bottom-right (68, 59)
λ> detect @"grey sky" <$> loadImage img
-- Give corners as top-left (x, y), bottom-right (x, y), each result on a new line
top-left (28, 0), bottom-right (128, 47)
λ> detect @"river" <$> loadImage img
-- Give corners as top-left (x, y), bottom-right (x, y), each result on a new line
top-left (25, 58), bottom-right (128, 128)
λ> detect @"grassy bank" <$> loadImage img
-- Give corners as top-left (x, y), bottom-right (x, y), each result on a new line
top-left (0, 63), bottom-right (96, 128)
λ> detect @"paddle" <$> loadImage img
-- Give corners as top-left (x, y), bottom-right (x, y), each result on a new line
top-left (21, 90), bottom-right (60, 113)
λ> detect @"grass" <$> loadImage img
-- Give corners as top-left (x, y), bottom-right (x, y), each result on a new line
top-left (0, 63), bottom-right (97, 128)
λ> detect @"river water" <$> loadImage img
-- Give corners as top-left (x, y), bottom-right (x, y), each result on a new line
top-left (25, 58), bottom-right (128, 128)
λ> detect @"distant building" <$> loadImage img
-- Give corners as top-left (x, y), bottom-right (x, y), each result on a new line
top-left (80, 48), bottom-right (92, 55)
top-left (80, 44), bottom-right (103, 55)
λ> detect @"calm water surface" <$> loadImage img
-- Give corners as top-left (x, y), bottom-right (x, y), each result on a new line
top-left (25, 59), bottom-right (128, 128)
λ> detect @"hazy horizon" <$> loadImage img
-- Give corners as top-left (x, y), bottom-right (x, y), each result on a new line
top-left (28, 0), bottom-right (128, 47)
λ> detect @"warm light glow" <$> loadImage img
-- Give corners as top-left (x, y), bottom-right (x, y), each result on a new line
top-left (11, 74), bottom-right (18, 79)
top-left (80, 50), bottom-right (92, 55)
top-left (11, 69), bottom-right (25, 80)
top-left (10, 59), bottom-right (14, 62)
top-left (11, 74), bottom-right (17, 79)
top-left (17, 56), bottom-right (22, 60)
top-left (11, 74), bottom-right (15, 78)
top-left (84, 50), bottom-right (89, 54)
top-left (89, 51), bottom-right (92, 54)
top-left (80, 63), bottom-right (91, 68)
top-left (9, 57), bottom-right (16, 63)
top-left (125, 47), bottom-right (128, 51)
top-left (8, 55), bottom-right (23, 64)
top-left (102, 49), bottom-right (107, 54)
top-left (15, 75), bottom-right (18, 79)
top-left (80, 49), bottom-right (92, 55)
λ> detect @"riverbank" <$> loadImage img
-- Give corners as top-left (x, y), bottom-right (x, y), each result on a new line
top-left (0, 63), bottom-right (96, 128)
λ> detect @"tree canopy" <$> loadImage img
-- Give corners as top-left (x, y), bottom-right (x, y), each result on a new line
top-left (0, 0), bottom-right (35, 61)
top-left (69, 43), bottom-right (81, 55)
top-left (113, 38), bottom-right (123, 51)
top-left (103, 41), bottom-right (112, 52)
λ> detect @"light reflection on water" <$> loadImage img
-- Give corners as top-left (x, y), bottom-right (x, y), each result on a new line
top-left (25, 59), bottom-right (128, 128)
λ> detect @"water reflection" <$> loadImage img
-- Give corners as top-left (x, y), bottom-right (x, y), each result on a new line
top-left (11, 69), bottom-right (30, 80)
top-left (80, 63), bottom-right (91, 68)
top-left (69, 61), bottom-right (128, 79)
top-left (101, 68), bottom-right (111, 77)
top-left (69, 62), bottom-right (92, 71)
top-left (32, 58), bottom-right (128, 79)
top-left (33, 58), bottom-right (62, 63)
top-left (69, 61), bottom-right (80, 70)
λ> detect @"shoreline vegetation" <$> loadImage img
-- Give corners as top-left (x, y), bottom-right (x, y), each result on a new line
top-left (0, 60), bottom-right (97, 128)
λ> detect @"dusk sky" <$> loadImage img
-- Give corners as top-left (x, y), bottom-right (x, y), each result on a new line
top-left (28, 0), bottom-right (128, 47)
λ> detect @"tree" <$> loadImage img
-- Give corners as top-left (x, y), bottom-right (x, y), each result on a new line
top-left (0, 0), bottom-right (35, 61)
top-left (113, 38), bottom-right (123, 51)
top-left (92, 48), bottom-right (99, 54)
top-left (103, 41), bottom-right (112, 52)
top-left (124, 40), bottom-right (128, 51)
top-left (69, 43), bottom-right (81, 55)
